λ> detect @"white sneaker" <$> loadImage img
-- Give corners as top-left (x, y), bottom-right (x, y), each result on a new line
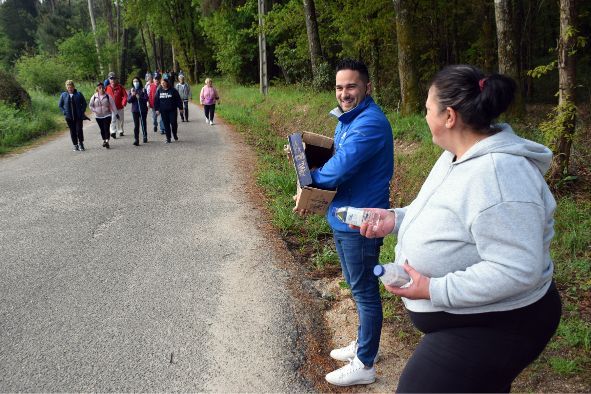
top-left (205, 117), bottom-right (209, 123)
top-left (325, 356), bottom-right (376, 386)
top-left (330, 340), bottom-right (380, 363)
top-left (330, 340), bottom-right (357, 361)
top-left (210, 120), bottom-right (214, 125)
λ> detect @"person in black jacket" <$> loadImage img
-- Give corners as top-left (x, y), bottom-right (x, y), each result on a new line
top-left (58, 80), bottom-right (88, 151)
top-left (128, 77), bottom-right (149, 145)
top-left (154, 73), bottom-right (183, 143)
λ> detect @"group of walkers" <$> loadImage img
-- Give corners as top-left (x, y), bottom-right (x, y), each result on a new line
top-left (58, 71), bottom-right (220, 151)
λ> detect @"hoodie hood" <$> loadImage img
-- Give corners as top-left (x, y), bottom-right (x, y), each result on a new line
top-left (456, 123), bottom-right (553, 176)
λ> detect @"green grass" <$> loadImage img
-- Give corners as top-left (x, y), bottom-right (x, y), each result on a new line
top-left (0, 82), bottom-right (96, 154)
top-left (213, 80), bottom-right (590, 388)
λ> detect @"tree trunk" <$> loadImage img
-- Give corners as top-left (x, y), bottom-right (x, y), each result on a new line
top-left (103, 0), bottom-right (114, 72)
top-left (303, 0), bottom-right (322, 77)
top-left (87, 0), bottom-right (103, 76)
top-left (393, 0), bottom-right (420, 115)
top-left (549, 0), bottom-right (577, 181)
top-left (147, 28), bottom-right (159, 71)
top-left (494, 0), bottom-right (524, 117)
top-left (140, 27), bottom-right (152, 73)
top-left (119, 28), bottom-right (128, 84)
top-left (159, 36), bottom-right (165, 70)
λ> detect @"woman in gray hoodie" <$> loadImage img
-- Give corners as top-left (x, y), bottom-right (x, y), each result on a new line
top-left (360, 65), bottom-right (561, 392)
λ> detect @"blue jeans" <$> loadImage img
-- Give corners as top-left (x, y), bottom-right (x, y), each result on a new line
top-left (333, 230), bottom-right (383, 367)
top-left (152, 108), bottom-right (164, 132)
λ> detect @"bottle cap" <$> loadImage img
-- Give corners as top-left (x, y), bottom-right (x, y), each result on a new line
top-left (373, 265), bottom-right (385, 277)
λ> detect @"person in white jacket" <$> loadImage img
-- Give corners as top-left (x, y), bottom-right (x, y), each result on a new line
top-left (89, 82), bottom-right (118, 149)
top-left (359, 65), bottom-right (561, 393)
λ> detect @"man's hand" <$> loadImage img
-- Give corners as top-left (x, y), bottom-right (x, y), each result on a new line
top-left (292, 194), bottom-right (310, 216)
top-left (384, 262), bottom-right (431, 300)
top-left (357, 208), bottom-right (395, 238)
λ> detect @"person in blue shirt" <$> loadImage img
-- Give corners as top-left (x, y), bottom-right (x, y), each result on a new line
top-left (295, 59), bottom-right (394, 386)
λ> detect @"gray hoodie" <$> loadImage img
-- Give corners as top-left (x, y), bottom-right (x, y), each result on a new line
top-left (393, 124), bottom-right (556, 314)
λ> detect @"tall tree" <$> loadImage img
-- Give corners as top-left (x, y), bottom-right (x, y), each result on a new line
top-left (393, 0), bottom-right (420, 115)
top-left (303, 0), bottom-right (322, 78)
top-left (549, 0), bottom-right (577, 181)
top-left (494, 0), bottom-right (524, 117)
top-left (87, 0), bottom-right (104, 75)
top-left (0, 0), bottom-right (38, 63)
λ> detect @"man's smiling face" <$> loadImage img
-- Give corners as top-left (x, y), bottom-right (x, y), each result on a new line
top-left (335, 69), bottom-right (371, 112)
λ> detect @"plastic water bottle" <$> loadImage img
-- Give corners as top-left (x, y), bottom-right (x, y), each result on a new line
top-left (373, 263), bottom-right (410, 287)
top-left (335, 206), bottom-right (380, 228)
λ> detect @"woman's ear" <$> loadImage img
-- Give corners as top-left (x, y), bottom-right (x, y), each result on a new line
top-left (446, 107), bottom-right (457, 129)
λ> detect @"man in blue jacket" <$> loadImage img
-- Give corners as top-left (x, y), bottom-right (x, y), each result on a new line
top-left (298, 59), bottom-right (393, 386)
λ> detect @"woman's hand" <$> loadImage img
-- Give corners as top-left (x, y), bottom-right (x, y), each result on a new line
top-left (385, 262), bottom-right (431, 300)
top-left (355, 208), bottom-right (395, 238)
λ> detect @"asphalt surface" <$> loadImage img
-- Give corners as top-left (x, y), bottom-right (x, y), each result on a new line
top-left (0, 102), bottom-right (311, 392)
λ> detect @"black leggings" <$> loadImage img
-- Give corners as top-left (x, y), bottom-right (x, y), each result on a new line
top-left (132, 111), bottom-right (148, 141)
top-left (66, 118), bottom-right (83, 145)
top-left (204, 104), bottom-right (215, 121)
top-left (160, 110), bottom-right (178, 142)
top-left (397, 282), bottom-right (561, 393)
top-left (95, 116), bottom-right (112, 141)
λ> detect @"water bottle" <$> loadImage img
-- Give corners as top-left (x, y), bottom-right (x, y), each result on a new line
top-left (373, 263), bottom-right (410, 287)
top-left (335, 206), bottom-right (380, 228)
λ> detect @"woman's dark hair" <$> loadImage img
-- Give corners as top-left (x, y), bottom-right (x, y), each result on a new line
top-left (96, 82), bottom-right (104, 87)
top-left (431, 65), bottom-right (516, 133)
top-left (336, 58), bottom-right (370, 83)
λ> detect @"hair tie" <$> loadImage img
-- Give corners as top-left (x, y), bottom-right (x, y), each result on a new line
top-left (478, 78), bottom-right (487, 92)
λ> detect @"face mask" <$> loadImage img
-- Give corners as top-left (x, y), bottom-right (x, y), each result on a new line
top-left (133, 82), bottom-right (140, 89)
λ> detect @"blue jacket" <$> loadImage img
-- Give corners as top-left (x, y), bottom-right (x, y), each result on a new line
top-left (311, 96), bottom-right (394, 232)
top-left (127, 88), bottom-right (149, 113)
top-left (58, 90), bottom-right (87, 120)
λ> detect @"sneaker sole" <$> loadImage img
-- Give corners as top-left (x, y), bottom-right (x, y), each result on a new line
top-left (325, 376), bottom-right (376, 386)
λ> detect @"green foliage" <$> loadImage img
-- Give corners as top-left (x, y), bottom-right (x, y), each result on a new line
top-left (0, 69), bottom-right (31, 109)
top-left (539, 100), bottom-right (577, 149)
top-left (57, 31), bottom-right (100, 81)
top-left (312, 61), bottom-right (333, 91)
top-left (201, 2), bottom-right (258, 82)
top-left (15, 54), bottom-right (72, 95)
top-left (0, 90), bottom-right (61, 154)
top-left (0, 0), bottom-right (38, 64)
top-left (15, 55), bottom-right (72, 94)
top-left (548, 356), bottom-right (581, 375)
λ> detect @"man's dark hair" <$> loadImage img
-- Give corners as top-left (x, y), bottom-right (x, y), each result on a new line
top-left (336, 59), bottom-right (370, 83)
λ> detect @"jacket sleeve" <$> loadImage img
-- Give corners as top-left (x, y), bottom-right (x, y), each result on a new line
top-left (176, 90), bottom-right (183, 110)
top-left (199, 87), bottom-right (205, 104)
top-left (128, 91), bottom-right (136, 103)
top-left (310, 118), bottom-right (387, 189)
top-left (154, 89), bottom-right (160, 111)
top-left (89, 95), bottom-right (95, 112)
top-left (121, 86), bottom-right (128, 106)
top-left (80, 93), bottom-right (87, 115)
top-left (109, 96), bottom-right (117, 113)
top-left (429, 201), bottom-right (548, 309)
top-left (58, 93), bottom-right (66, 115)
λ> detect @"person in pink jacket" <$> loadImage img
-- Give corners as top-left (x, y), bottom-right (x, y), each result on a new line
top-left (89, 82), bottom-right (118, 149)
top-left (200, 78), bottom-right (219, 125)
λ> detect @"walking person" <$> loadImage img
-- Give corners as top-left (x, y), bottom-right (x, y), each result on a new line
top-left (358, 65), bottom-right (562, 393)
top-left (175, 73), bottom-right (192, 122)
top-left (58, 80), bottom-right (88, 151)
top-left (148, 73), bottom-right (165, 134)
top-left (128, 77), bottom-right (149, 145)
top-left (89, 82), bottom-right (117, 149)
top-left (154, 73), bottom-right (183, 144)
top-left (105, 72), bottom-right (127, 138)
top-left (200, 78), bottom-right (219, 125)
top-left (293, 59), bottom-right (393, 386)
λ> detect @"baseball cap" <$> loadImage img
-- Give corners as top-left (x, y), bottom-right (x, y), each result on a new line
top-left (162, 73), bottom-right (170, 81)
top-left (108, 71), bottom-right (116, 79)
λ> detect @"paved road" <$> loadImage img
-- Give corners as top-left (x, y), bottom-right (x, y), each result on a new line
top-left (0, 103), bottom-right (310, 392)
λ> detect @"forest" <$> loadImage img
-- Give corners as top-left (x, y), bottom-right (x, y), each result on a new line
top-left (0, 0), bottom-right (589, 181)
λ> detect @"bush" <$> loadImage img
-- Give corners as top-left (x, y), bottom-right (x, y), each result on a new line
top-left (0, 70), bottom-right (31, 109)
top-left (15, 54), bottom-right (72, 95)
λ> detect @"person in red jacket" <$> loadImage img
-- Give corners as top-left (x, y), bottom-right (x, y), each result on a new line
top-left (105, 72), bottom-right (128, 138)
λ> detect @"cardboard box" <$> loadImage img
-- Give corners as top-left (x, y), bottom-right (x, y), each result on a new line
top-left (288, 132), bottom-right (336, 214)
